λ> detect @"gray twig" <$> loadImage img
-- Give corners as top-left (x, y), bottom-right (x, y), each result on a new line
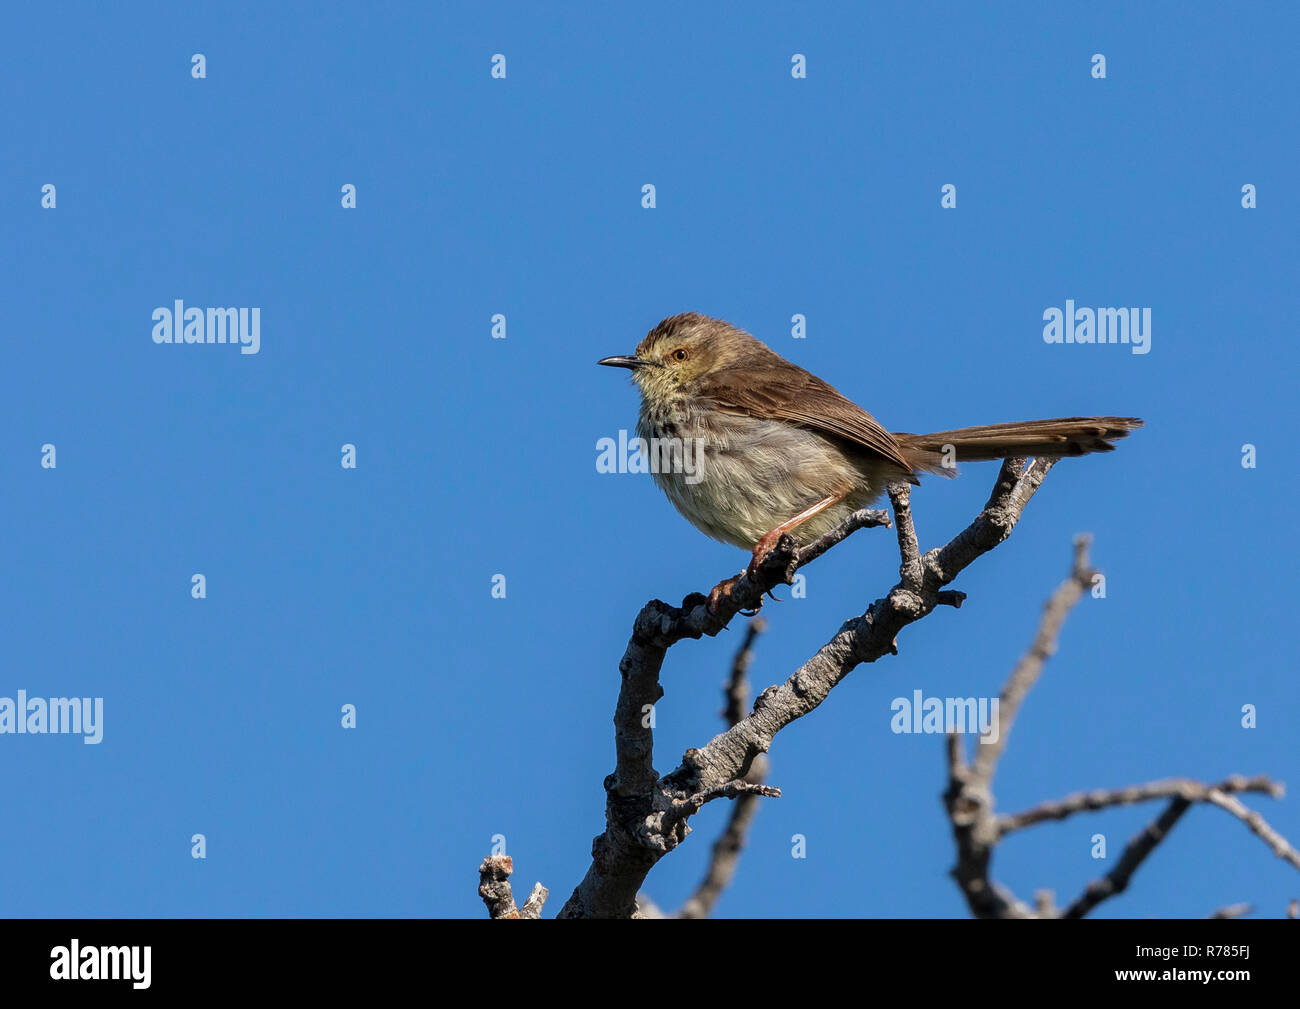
top-left (678, 618), bottom-right (772, 919)
top-left (478, 855), bottom-right (547, 920)
top-left (996, 775), bottom-right (1282, 839)
top-left (941, 538), bottom-right (1299, 920)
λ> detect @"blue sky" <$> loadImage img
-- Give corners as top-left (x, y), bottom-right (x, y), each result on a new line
top-left (2, 2), bottom-right (1296, 918)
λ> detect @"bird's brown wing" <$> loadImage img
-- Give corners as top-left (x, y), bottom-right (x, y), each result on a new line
top-left (696, 360), bottom-right (919, 481)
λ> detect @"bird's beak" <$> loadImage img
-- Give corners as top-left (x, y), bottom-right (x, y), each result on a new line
top-left (597, 355), bottom-right (655, 370)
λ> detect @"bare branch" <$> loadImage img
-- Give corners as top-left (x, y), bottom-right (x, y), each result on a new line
top-left (676, 788), bottom-right (766, 920)
top-left (945, 534), bottom-right (1091, 918)
top-left (995, 775), bottom-right (1283, 839)
top-left (972, 533), bottom-right (1093, 784)
top-left (519, 882), bottom-right (549, 919)
top-left (792, 509), bottom-right (892, 569)
top-left (478, 855), bottom-right (548, 920)
top-left (1204, 788), bottom-right (1300, 873)
top-left (667, 780), bottom-right (782, 827)
top-left (679, 618), bottom-right (772, 919)
top-left (633, 893), bottom-right (666, 919)
top-left (560, 458), bottom-right (1058, 918)
top-left (1060, 781), bottom-right (1299, 918)
top-left (945, 732), bottom-right (1034, 918)
top-left (1062, 796), bottom-right (1196, 919)
top-left (1208, 903), bottom-right (1253, 919)
top-left (723, 618), bottom-right (767, 727)
top-left (943, 538), bottom-right (1300, 920)
top-left (928, 458), bottom-right (1056, 586)
top-left (887, 482), bottom-right (923, 589)
top-left (935, 590), bottom-right (966, 609)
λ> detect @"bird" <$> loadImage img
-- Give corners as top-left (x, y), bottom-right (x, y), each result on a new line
top-left (599, 313), bottom-right (1141, 609)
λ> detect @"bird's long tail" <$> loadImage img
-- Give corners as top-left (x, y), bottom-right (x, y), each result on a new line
top-left (894, 416), bottom-right (1143, 474)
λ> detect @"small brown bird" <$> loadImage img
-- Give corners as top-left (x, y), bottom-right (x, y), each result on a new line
top-left (600, 313), bottom-right (1141, 604)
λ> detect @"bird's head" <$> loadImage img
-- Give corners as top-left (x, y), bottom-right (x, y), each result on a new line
top-left (598, 313), bottom-right (757, 404)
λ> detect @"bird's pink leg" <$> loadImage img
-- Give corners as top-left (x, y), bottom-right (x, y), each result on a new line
top-left (706, 495), bottom-right (846, 617)
top-left (747, 494), bottom-right (844, 577)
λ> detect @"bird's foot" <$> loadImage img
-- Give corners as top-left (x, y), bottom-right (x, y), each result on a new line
top-left (747, 528), bottom-right (787, 580)
top-left (707, 573), bottom-right (764, 618)
top-left (708, 531), bottom-right (800, 618)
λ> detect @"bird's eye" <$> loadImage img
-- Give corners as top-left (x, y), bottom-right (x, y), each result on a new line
top-left (671, 348), bottom-right (689, 362)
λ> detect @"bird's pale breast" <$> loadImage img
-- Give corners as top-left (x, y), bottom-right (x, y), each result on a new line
top-left (637, 399), bottom-right (885, 548)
